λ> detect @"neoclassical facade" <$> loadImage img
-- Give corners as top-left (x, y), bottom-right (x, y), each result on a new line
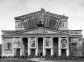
top-left (1, 8), bottom-right (83, 57)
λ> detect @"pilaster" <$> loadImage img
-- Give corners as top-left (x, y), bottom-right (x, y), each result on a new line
top-left (2, 37), bottom-right (4, 56)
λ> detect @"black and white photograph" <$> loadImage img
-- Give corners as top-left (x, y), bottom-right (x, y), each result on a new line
top-left (0, 0), bottom-right (84, 62)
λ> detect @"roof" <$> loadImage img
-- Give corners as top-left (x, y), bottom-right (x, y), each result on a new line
top-left (14, 8), bottom-right (68, 20)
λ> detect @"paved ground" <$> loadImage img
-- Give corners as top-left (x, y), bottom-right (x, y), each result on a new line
top-left (39, 60), bottom-right (84, 62)
top-left (30, 58), bottom-right (84, 62)
top-left (0, 58), bottom-right (36, 62)
top-left (0, 58), bottom-right (84, 62)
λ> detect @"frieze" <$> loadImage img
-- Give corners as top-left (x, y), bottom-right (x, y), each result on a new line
top-left (70, 38), bottom-right (79, 43)
top-left (68, 30), bottom-right (82, 35)
top-left (33, 29), bottom-right (48, 33)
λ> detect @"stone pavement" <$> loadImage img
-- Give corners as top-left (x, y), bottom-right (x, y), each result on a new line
top-left (39, 60), bottom-right (84, 62)
top-left (30, 58), bottom-right (84, 62)
top-left (0, 58), bottom-right (84, 62)
top-left (30, 58), bottom-right (45, 61)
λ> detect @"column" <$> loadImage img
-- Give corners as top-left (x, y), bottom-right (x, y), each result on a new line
top-left (35, 37), bottom-right (38, 56)
top-left (28, 37), bottom-right (31, 56)
top-left (22, 37), bottom-right (25, 56)
top-left (51, 37), bottom-right (54, 56)
top-left (43, 37), bottom-right (46, 56)
top-left (66, 38), bottom-right (69, 56)
top-left (13, 48), bottom-right (16, 56)
top-left (11, 37), bottom-right (14, 56)
top-left (2, 37), bottom-right (4, 56)
top-left (67, 49), bottom-right (69, 56)
top-left (13, 38), bottom-right (16, 56)
top-left (20, 37), bottom-right (23, 56)
top-left (58, 37), bottom-right (61, 56)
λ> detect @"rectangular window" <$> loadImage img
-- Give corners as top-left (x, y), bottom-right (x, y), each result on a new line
top-left (5, 42), bottom-right (12, 50)
top-left (60, 22), bottom-right (65, 27)
top-left (63, 23), bottom-right (64, 27)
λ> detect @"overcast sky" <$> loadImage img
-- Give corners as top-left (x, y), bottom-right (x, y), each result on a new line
top-left (0, 0), bottom-right (84, 44)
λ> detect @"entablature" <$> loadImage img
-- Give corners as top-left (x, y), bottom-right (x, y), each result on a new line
top-left (60, 30), bottom-right (82, 35)
top-left (2, 27), bottom-right (82, 39)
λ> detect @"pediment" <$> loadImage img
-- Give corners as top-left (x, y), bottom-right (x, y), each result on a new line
top-left (19, 28), bottom-right (68, 34)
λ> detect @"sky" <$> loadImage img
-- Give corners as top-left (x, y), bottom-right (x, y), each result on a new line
top-left (0, 0), bottom-right (84, 44)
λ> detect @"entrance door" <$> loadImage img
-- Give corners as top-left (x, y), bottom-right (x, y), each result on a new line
top-left (23, 37), bottom-right (28, 56)
top-left (46, 49), bottom-right (51, 57)
top-left (40, 52), bottom-right (43, 57)
top-left (16, 49), bottom-right (20, 57)
top-left (38, 37), bottom-right (43, 57)
top-left (38, 37), bottom-right (43, 50)
top-left (39, 52), bottom-right (43, 57)
top-left (53, 37), bottom-right (58, 57)
top-left (31, 49), bottom-right (35, 57)
top-left (61, 49), bottom-right (66, 57)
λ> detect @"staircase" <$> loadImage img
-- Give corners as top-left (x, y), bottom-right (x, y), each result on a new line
top-left (30, 58), bottom-right (45, 61)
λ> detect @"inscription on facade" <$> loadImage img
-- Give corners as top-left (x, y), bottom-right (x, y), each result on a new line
top-left (33, 29), bottom-right (48, 33)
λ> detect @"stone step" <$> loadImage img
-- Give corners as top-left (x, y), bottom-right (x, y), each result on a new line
top-left (30, 58), bottom-right (45, 61)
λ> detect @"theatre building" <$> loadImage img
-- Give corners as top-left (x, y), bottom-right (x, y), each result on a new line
top-left (1, 8), bottom-right (83, 57)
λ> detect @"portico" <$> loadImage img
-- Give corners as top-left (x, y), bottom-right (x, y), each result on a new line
top-left (14, 33), bottom-right (69, 57)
